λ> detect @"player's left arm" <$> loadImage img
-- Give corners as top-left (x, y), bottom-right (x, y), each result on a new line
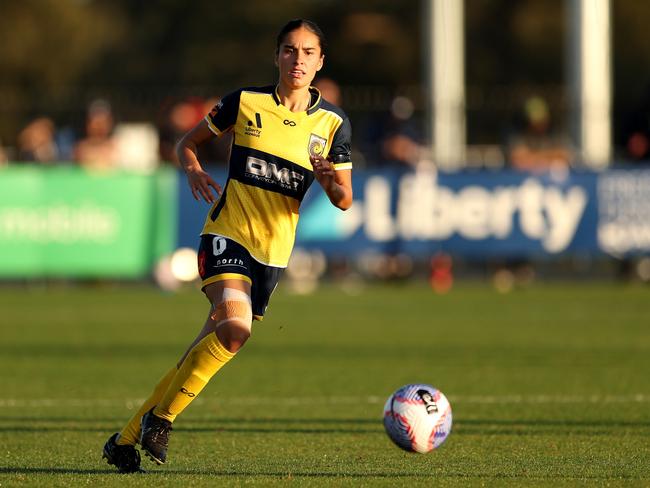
top-left (310, 115), bottom-right (353, 210)
top-left (310, 156), bottom-right (352, 210)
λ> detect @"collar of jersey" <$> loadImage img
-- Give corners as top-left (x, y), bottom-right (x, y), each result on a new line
top-left (272, 85), bottom-right (322, 117)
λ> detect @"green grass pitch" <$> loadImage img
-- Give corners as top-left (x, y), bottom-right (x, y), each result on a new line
top-left (0, 282), bottom-right (649, 486)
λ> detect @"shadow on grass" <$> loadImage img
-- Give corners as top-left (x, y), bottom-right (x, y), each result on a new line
top-left (1, 416), bottom-right (648, 436)
top-left (0, 416), bottom-right (377, 424)
top-left (0, 467), bottom-right (115, 475)
top-left (0, 416), bottom-right (381, 434)
top-left (457, 418), bottom-right (650, 436)
top-left (0, 466), bottom-right (435, 478)
top-left (0, 467), bottom-right (644, 481)
top-left (0, 416), bottom-right (126, 423)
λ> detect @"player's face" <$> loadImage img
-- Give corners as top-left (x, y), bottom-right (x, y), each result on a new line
top-left (276, 27), bottom-right (324, 90)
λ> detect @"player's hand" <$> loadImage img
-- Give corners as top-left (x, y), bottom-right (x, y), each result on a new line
top-left (310, 154), bottom-right (353, 210)
top-left (310, 154), bottom-right (336, 189)
top-left (186, 166), bottom-right (222, 203)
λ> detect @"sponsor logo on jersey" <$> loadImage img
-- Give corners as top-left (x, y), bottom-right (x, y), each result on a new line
top-left (245, 156), bottom-right (304, 191)
top-left (245, 113), bottom-right (263, 137)
top-left (308, 133), bottom-right (327, 157)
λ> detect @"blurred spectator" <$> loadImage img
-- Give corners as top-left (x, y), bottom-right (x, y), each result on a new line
top-left (314, 77), bottom-right (342, 106)
top-left (158, 98), bottom-right (203, 164)
top-left (17, 117), bottom-right (60, 163)
top-left (622, 83), bottom-right (650, 163)
top-left (506, 95), bottom-right (573, 172)
top-left (55, 126), bottom-right (77, 162)
top-left (313, 78), bottom-right (369, 167)
top-left (626, 132), bottom-right (649, 161)
top-left (381, 96), bottom-right (421, 168)
top-left (158, 97), bottom-right (231, 166)
top-left (74, 99), bottom-right (117, 170)
top-left (362, 95), bottom-right (422, 168)
top-left (0, 141), bottom-right (8, 166)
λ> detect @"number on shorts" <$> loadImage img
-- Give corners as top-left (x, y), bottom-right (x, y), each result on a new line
top-left (212, 237), bottom-right (226, 256)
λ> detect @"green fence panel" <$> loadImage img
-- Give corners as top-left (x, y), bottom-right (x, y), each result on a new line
top-left (0, 165), bottom-right (177, 278)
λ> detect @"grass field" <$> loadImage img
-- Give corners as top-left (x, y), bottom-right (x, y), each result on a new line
top-left (1, 281), bottom-right (649, 486)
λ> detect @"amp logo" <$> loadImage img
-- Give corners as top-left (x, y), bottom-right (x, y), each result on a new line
top-left (245, 156), bottom-right (304, 191)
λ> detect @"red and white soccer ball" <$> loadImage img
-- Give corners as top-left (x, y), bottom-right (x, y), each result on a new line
top-left (383, 384), bottom-right (452, 453)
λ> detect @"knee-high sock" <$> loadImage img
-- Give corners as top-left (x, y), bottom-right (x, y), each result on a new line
top-left (153, 333), bottom-right (235, 422)
top-left (116, 366), bottom-right (178, 446)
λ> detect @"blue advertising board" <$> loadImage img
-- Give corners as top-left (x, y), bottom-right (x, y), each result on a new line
top-left (176, 167), bottom-right (650, 259)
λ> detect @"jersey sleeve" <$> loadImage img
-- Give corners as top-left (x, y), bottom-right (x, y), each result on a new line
top-left (328, 116), bottom-right (353, 170)
top-left (204, 90), bottom-right (241, 136)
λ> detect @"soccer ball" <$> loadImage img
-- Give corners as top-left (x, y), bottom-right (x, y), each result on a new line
top-left (383, 383), bottom-right (452, 453)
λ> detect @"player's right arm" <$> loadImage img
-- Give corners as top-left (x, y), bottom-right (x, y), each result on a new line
top-left (176, 90), bottom-right (241, 203)
top-left (176, 121), bottom-right (222, 203)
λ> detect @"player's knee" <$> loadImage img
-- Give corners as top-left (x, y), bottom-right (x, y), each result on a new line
top-left (210, 288), bottom-right (253, 352)
top-left (217, 322), bottom-right (251, 352)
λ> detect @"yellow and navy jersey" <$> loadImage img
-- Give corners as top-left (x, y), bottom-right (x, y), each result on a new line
top-left (202, 85), bottom-right (353, 268)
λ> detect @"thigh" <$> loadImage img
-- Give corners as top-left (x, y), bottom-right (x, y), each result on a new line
top-left (249, 259), bottom-right (284, 321)
top-left (197, 233), bottom-right (283, 320)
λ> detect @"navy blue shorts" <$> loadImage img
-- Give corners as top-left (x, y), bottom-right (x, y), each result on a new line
top-left (197, 234), bottom-right (283, 320)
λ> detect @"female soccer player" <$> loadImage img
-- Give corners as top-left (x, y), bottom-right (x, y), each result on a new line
top-left (103, 19), bottom-right (352, 472)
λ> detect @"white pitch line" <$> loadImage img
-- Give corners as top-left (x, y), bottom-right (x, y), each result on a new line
top-left (0, 394), bottom-right (649, 408)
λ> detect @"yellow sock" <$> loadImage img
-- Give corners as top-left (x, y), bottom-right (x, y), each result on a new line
top-left (116, 366), bottom-right (178, 446)
top-left (153, 333), bottom-right (235, 422)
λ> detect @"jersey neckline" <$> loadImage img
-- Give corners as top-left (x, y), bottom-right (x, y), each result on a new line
top-left (272, 85), bottom-right (322, 117)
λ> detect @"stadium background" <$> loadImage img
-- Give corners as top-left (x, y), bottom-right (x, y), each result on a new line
top-left (1, 0), bottom-right (649, 287)
top-left (1, 1), bottom-right (649, 486)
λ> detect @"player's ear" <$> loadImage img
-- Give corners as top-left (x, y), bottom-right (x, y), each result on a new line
top-left (316, 55), bottom-right (324, 72)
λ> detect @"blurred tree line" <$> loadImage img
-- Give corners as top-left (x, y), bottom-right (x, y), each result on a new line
top-left (0, 0), bottom-right (421, 144)
top-left (0, 0), bottom-right (648, 155)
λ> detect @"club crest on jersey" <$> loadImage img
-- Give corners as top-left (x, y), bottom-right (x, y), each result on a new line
top-left (308, 133), bottom-right (327, 157)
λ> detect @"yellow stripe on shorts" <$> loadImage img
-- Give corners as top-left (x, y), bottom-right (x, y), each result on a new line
top-left (202, 273), bottom-right (252, 288)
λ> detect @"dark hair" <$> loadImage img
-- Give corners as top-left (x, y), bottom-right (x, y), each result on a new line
top-left (275, 19), bottom-right (326, 55)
